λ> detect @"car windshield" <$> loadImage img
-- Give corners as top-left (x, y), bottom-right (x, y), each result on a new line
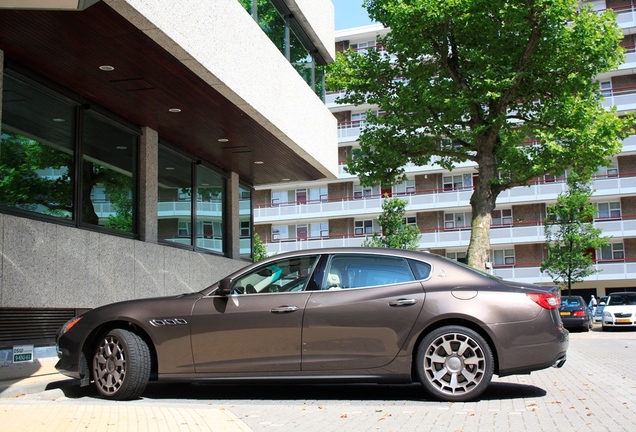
top-left (561, 297), bottom-right (583, 308)
top-left (608, 293), bottom-right (636, 306)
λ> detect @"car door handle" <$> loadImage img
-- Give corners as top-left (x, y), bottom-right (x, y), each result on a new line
top-left (389, 299), bottom-right (418, 307)
top-left (270, 305), bottom-right (299, 314)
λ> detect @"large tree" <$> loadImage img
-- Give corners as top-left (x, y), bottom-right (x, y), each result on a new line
top-left (327, 0), bottom-right (633, 270)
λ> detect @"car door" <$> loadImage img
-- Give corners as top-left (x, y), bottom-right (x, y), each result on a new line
top-left (190, 254), bottom-right (319, 373)
top-left (301, 253), bottom-right (427, 371)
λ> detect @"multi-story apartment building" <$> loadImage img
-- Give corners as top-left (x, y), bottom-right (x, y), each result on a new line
top-left (255, 1), bottom-right (636, 300)
top-left (0, 0), bottom-right (336, 356)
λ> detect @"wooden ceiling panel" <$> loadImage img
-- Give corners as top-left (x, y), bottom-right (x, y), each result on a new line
top-left (0, 2), bottom-right (325, 185)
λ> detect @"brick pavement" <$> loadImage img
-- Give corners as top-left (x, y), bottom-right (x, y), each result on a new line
top-left (0, 327), bottom-right (634, 432)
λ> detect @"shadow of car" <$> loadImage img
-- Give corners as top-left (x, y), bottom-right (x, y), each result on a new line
top-left (559, 296), bottom-right (593, 332)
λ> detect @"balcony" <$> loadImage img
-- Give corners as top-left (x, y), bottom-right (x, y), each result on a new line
top-left (254, 173), bottom-right (636, 222)
top-left (261, 214), bottom-right (636, 257)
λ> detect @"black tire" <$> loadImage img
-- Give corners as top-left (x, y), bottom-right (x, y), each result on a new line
top-left (92, 328), bottom-right (151, 400)
top-left (416, 325), bottom-right (494, 402)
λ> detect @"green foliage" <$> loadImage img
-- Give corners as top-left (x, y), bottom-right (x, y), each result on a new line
top-left (253, 232), bottom-right (269, 262)
top-left (540, 175), bottom-right (609, 294)
top-left (327, 0), bottom-right (633, 269)
top-left (362, 195), bottom-right (421, 250)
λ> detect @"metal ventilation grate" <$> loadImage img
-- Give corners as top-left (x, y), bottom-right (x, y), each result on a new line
top-left (0, 308), bottom-right (80, 348)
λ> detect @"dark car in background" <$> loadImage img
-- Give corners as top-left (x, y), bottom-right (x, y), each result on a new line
top-left (559, 296), bottom-right (593, 331)
top-left (55, 248), bottom-right (569, 402)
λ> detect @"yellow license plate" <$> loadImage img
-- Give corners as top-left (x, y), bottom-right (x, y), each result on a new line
top-left (560, 311), bottom-right (570, 316)
top-left (617, 318), bottom-right (631, 323)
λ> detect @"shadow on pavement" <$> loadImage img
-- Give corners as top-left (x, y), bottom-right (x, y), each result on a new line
top-left (57, 380), bottom-right (546, 402)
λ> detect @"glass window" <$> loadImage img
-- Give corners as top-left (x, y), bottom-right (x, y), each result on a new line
top-left (323, 254), bottom-right (415, 289)
top-left (599, 243), bottom-right (624, 261)
top-left (492, 209), bottom-right (512, 226)
top-left (81, 111), bottom-right (137, 232)
top-left (408, 259), bottom-right (432, 280)
top-left (1, 73), bottom-right (76, 220)
top-left (492, 249), bottom-right (515, 266)
top-left (355, 220), bottom-right (374, 235)
top-left (239, 186), bottom-right (252, 260)
top-left (596, 202), bottom-right (621, 219)
top-left (447, 251), bottom-right (467, 263)
top-left (231, 255), bottom-right (319, 294)
top-left (158, 146), bottom-right (193, 247)
top-left (196, 165), bottom-right (224, 253)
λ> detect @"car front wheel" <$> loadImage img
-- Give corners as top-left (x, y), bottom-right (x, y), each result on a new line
top-left (416, 325), bottom-right (494, 402)
top-left (92, 328), bottom-right (151, 400)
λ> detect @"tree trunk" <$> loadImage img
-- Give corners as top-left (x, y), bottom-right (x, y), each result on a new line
top-left (467, 151), bottom-right (499, 270)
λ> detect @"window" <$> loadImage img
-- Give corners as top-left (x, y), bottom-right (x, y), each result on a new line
top-left (353, 184), bottom-right (379, 199)
top-left (310, 222), bottom-right (329, 238)
top-left (323, 254), bottom-right (415, 289)
top-left (443, 174), bottom-right (472, 191)
top-left (596, 202), bottom-right (621, 219)
top-left (231, 254), bottom-right (320, 294)
top-left (444, 212), bottom-right (471, 229)
top-left (595, 161), bottom-right (618, 178)
top-left (1, 71), bottom-right (138, 234)
top-left (600, 81), bottom-right (612, 98)
top-left (447, 251), bottom-right (467, 263)
top-left (394, 179), bottom-right (415, 195)
top-left (351, 40), bottom-right (376, 53)
top-left (492, 209), bottom-right (512, 226)
top-left (351, 112), bottom-right (367, 128)
top-left (403, 216), bottom-right (417, 227)
top-left (354, 220), bottom-right (374, 235)
top-left (492, 249), bottom-right (515, 266)
top-left (599, 243), bottom-right (624, 261)
top-left (157, 145), bottom-right (225, 254)
top-left (239, 186), bottom-right (253, 260)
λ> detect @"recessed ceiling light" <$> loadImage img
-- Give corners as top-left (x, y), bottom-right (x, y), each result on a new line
top-left (218, 138), bottom-right (229, 142)
top-left (254, 161), bottom-right (264, 164)
top-left (99, 65), bottom-right (115, 71)
top-left (52, 118), bottom-right (65, 123)
top-left (281, 178), bottom-right (290, 181)
top-left (116, 146), bottom-right (127, 150)
top-left (169, 108), bottom-right (181, 113)
top-left (165, 167), bottom-right (175, 170)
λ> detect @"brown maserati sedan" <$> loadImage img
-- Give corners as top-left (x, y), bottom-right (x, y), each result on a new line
top-left (55, 248), bottom-right (568, 402)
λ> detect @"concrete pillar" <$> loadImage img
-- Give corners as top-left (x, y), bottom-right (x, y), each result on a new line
top-left (226, 171), bottom-right (240, 259)
top-left (138, 127), bottom-right (158, 242)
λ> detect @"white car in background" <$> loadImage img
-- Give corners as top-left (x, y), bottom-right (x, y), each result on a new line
top-left (601, 292), bottom-right (636, 331)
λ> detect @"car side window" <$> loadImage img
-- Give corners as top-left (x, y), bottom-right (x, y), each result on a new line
top-left (232, 255), bottom-right (319, 294)
top-left (408, 259), bottom-right (432, 280)
top-left (322, 254), bottom-right (415, 290)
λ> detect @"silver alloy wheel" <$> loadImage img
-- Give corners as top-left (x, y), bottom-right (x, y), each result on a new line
top-left (92, 328), bottom-right (151, 400)
top-left (93, 333), bottom-right (127, 395)
top-left (417, 326), bottom-right (493, 401)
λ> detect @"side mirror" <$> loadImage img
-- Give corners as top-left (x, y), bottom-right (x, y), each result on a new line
top-left (218, 278), bottom-right (233, 296)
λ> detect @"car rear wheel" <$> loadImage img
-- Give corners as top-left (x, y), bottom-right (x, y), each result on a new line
top-left (92, 328), bottom-right (151, 400)
top-left (416, 325), bottom-right (494, 402)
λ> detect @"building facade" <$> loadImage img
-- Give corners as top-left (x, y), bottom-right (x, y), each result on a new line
top-left (254, 1), bottom-right (636, 300)
top-left (0, 0), bottom-right (337, 352)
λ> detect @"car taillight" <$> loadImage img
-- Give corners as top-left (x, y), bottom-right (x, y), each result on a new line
top-left (527, 292), bottom-right (561, 310)
top-left (572, 310), bottom-right (586, 317)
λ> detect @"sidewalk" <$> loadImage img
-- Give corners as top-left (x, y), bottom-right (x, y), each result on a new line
top-left (0, 357), bottom-right (71, 398)
top-left (0, 359), bottom-right (253, 432)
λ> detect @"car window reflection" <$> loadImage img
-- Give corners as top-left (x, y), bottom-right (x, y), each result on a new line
top-left (322, 254), bottom-right (420, 290)
top-left (232, 255), bottom-right (319, 294)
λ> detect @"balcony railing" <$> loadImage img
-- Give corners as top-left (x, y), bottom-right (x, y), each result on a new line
top-left (254, 173), bottom-right (636, 222)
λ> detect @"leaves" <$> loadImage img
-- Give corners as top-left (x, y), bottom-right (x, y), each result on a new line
top-left (328, 0), bottom-right (632, 269)
top-left (362, 195), bottom-right (421, 250)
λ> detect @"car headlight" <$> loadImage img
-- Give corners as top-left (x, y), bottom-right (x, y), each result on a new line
top-left (603, 311), bottom-right (612, 319)
top-left (58, 316), bottom-right (82, 337)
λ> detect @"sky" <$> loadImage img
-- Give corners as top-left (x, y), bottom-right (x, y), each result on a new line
top-left (332, 0), bottom-right (376, 30)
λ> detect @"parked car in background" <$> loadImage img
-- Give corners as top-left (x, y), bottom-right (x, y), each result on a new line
top-left (55, 248), bottom-right (569, 403)
top-left (559, 296), bottom-right (593, 331)
top-left (594, 296), bottom-right (609, 323)
top-left (601, 292), bottom-right (636, 331)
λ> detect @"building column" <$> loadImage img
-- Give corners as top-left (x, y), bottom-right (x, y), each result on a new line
top-left (226, 171), bottom-right (240, 259)
top-left (138, 127), bottom-right (158, 242)
top-left (0, 50), bottom-right (4, 129)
